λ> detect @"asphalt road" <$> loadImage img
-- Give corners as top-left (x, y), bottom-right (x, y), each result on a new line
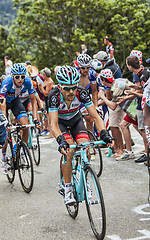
top-left (0, 126), bottom-right (150, 240)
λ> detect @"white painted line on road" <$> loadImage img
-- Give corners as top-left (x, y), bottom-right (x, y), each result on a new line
top-left (133, 204), bottom-right (150, 215)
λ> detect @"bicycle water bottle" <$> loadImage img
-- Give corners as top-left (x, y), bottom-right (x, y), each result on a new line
top-left (13, 143), bottom-right (17, 156)
top-left (76, 165), bottom-right (81, 183)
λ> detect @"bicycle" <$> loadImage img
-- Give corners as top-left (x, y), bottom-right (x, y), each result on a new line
top-left (82, 111), bottom-right (111, 177)
top-left (6, 124), bottom-right (34, 193)
top-left (59, 140), bottom-right (111, 240)
top-left (28, 112), bottom-right (41, 166)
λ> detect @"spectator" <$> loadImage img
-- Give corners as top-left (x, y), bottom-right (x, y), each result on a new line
top-left (94, 51), bottom-right (123, 155)
top-left (38, 67), bottom-right (54, 137)
top-left (25, 60), bottom-right (32, 66)
top-left (119, 50), bottom-right (147, 162)
top-left (4, 56), bottom-right (13, 76)
top-left (104, 36), bottom-right (115, 59)
top-left (54, 66), bottom-right (61, 75)
top-left (93, 51), bottom-right (122, 79)
top-left (81, 44), bottom-right (90, 56)
top-left (98, 69), bottom-right (134, 159)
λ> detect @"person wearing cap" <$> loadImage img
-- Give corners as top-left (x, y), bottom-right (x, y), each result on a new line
top-left (54, 66), bottom-right (61, 75)
top-left (98, 69), bottom-right (134, 159)
top-left (25, 60), bottom-right (32, 66)
top-left (119, 50), bottom-right (147, 162)
top-left (126, 55), bottom-right (150, 163)
top-left (38, 67), bottom-right (54, 137)
top-left (93, 51), bottom-right (122, 79)
top-left (104, 36), bottom-right (114, 60)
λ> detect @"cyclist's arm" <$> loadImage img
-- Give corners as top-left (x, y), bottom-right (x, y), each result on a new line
top-left (87, 104), bottom-right (105, 132)
top-left (30, 93), bottom-right (38, 120)
top-left (49, 111), bottom-right (62, 138)
top-left (49, 111), bottom-right (67, 155)
top-left (91, 83), bottom-right (98, 107)
top-left (35, 93), bottom-right (43, 109)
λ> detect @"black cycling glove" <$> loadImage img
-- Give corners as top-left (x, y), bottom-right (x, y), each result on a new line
top-left (56, 135), bottom-right (69, 153)
top-left (100, 130), bottom-right (114, 144)
top-left (34, 119), bottom-right (40, 126)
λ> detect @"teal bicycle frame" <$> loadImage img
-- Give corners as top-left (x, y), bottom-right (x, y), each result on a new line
top-left (61, 140), bottom-right (112, 202)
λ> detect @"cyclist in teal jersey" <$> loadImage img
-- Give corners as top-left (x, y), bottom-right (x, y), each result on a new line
top-left (48, 65), bottom-right (113, 205)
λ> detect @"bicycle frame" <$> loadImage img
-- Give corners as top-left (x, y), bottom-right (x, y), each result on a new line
top-left (61, 140), bottom-right (111, 203)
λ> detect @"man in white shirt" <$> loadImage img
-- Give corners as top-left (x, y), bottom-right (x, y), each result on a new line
top-left (4, 56), bottom-right (13, 75)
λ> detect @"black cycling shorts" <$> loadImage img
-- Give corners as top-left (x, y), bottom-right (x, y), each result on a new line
top-left (6, 97), bottom-right (28, 120)
top-left (58, 112), bottom-right (89, 142)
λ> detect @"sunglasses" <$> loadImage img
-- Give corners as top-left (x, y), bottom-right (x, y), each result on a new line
top-left (61, 85), bottom-right (78, 91)
top-left (14, 75), bottom-right (25, 80)
top-left (81, 67), bottom-right (90, 69)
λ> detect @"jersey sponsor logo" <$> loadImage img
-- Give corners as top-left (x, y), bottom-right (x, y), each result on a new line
top-left (51, 95), bottom-right (59, 107)
top-left (0, 84), bottom-right (7, 94)
top-left (80, 89), bottom-right (88, 99)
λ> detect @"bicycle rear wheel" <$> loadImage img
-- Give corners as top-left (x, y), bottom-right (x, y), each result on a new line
top-left (31, 127), bottom-right (40, 166)
top-left (17, 142), bottom-right (34, 193)
top-left (84, 165), bottom-right (106, 240)
top-left (87, 130), bottom-right (103, 177)
top-left (6, 141), bottom-right (15, 183)
top-left (60, 156), bottom-right (79, 219)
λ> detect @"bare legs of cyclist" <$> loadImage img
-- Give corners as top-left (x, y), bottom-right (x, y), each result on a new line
top-left (62, 137), bottom-right (89, 205)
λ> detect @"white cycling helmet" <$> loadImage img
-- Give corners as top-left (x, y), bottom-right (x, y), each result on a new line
top-left (77, 54), bottom-right (91, 67)
top-left (90, 59), bottom-right (102, 71)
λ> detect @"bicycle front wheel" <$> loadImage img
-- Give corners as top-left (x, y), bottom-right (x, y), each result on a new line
top-left (60, 156), bottom-right (79, 219)
top-left (84, 165), bottom-right (106, 240)
top-left (87, 130), bottom-right (103, 177)
top-left (6, 141), bottom-right (15, 183)
top-left (17, 142), bottom-right (34, 193)
top-left (31, 127), bottom-right (40, 166)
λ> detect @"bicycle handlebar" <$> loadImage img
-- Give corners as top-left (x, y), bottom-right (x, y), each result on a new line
top-left (10, 124), bottom-right (35, 131)
top-left (69, 140), bottom-right (112, 157)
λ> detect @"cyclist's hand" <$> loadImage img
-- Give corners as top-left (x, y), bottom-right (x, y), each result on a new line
top-left (33, 119), bottom-right (41, 128)
top-left (41, 108), bottom-right (47, 115)
top-left (100, 129), bottom-right (114, 146)
top-left (58, 140), bottom-right (69, 155)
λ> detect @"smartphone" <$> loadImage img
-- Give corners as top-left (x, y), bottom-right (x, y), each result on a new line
top-left (0, 98), bottom-right (4, 103)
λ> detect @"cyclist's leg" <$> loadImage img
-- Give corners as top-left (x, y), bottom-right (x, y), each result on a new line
top-left (11, 98), bottom-right (29, 144)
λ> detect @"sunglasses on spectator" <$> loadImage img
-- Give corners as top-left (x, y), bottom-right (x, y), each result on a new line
top-left (14, 75), bottom-right (25, 80)
top-left (81, 67), bottom-right (90, 69)
top-left (61, 85), bottom-right (78, 91)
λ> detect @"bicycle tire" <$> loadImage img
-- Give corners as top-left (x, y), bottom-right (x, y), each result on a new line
top-left (87, 130), bottom-right (103, 177)
top-left (60, 156), bottom-right (79, 219)
top-left (31, 127), bottom-right (40, 166)
top-left (6, 141), bottom-right (15, 183)
top-left (17, 142), bottom-right (34, 193)
top-left (84, 165), bottom-right (106, 240)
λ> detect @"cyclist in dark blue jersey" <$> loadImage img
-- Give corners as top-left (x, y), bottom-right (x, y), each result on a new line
top-left (0, 63), bottom-right (39, 173)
